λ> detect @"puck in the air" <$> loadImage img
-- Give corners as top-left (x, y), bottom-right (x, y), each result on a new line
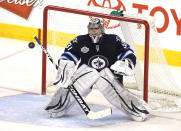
top-left (28, 42), bottom-right (35, 49)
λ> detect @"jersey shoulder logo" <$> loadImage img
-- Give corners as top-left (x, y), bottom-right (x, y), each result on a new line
top-left (81, 46), bottom-right (89, 53)
top-left (72, 37), bottom-right (78, 43)
top-left (88, 55), bottom-right (109, 71)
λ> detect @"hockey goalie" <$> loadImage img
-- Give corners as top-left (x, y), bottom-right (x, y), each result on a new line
top-left (45, 18), bottom-right (151, 121)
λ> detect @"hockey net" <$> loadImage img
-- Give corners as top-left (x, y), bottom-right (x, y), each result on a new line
top-left (42, 5), bottom-right (181, 112)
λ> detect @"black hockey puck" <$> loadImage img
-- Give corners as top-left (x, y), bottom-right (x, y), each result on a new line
top-left (28, 42), bottom-right (35, 49)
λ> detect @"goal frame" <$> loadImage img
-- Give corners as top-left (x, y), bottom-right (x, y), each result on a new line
top-left (42, 5), bottom-right (150, 102)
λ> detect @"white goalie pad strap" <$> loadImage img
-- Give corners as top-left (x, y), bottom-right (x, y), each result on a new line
top-left (71, 64), bottom-right (100, 96)
top-left (45, 65), bottom-right (100, 118)
top-left (110, 59), bottom-right (134, 76)
top-left (54, 60), bottom-right (76, 87)
top-left (95, 68), bottom-right (150, 121)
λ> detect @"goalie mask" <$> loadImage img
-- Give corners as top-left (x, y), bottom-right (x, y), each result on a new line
top-left (88, 18), bottom-right (105, 43)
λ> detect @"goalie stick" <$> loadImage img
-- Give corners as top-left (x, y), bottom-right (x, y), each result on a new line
top-left (34, 36), bottom-right (112, 120)
top-left (34, 36), bottom-right (58, 70)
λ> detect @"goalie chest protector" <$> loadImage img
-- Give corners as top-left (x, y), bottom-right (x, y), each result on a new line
top-left (63, 34), bottom-right (135, 71)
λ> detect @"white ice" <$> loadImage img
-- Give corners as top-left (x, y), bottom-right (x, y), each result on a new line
top-left (0, 37), bottom-right (181, 131)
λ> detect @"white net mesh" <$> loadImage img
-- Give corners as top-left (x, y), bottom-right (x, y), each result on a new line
top-left (121, 13), bottom-right (181, 112)
top-left (44, 6), bottom-right (181, 112)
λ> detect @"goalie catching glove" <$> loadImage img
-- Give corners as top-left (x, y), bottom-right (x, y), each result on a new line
top-left (110, 58), bottom-right (135, 76)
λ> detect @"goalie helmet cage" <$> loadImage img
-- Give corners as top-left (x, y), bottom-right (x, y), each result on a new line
top-left (42, 5), bottom-right (181, 112)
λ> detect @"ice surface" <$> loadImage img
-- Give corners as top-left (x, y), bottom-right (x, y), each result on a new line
top-left (0, 37), bottom-right (181, 131)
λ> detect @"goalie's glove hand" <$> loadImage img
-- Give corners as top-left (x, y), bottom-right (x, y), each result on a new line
top-left (110, 59), bottom-right (135, 76)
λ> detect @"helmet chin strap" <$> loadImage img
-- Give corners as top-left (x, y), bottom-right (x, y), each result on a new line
top-left (89, 34), bottom-right (102, 43)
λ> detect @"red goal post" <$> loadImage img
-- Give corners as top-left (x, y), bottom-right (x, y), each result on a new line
top-left (42, 5), bottom-right (150, 102)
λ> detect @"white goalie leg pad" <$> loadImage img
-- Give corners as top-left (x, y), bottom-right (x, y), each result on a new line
top-left (45, 85), bottom-right (74, 117)
top-left (45, 64), bottom-right (100, 118)
top-left (71, 64), bottom-right (100, 96)
top-left (95, 68), bottom-right (151, 121)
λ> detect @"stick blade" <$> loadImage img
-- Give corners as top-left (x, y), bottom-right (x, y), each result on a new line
top-left (87, 108), bottom-right (112, 120)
